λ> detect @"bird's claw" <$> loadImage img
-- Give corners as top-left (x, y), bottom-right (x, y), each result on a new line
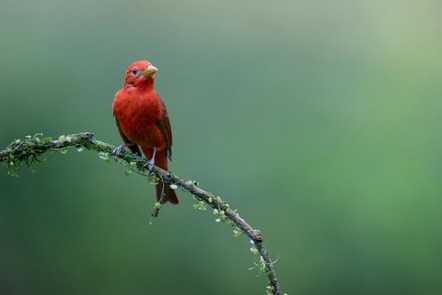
top-left (113, 144), bottom-right (126, 160)
top-left (142, 147), bottom-right (157, 174)
top-left (143, 160), bottom-right (155, 174)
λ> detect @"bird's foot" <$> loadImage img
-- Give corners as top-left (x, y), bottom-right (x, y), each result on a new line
top-left (143, 159), bottom-right (155, 174)
top-left (142, 147), bottom-right (157, 174)
top-left (113, 144), bottom-right (126, 160)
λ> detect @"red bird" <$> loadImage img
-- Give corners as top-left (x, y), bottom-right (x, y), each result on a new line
top-left (112, 61), bottom-right (179, 205)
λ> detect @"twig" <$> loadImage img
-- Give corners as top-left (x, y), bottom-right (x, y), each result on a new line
top-left (0, 132), bottom-right (282, 295)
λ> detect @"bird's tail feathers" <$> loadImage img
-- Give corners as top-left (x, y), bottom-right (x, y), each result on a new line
top-left (155, 181), bottom-right (180, 205)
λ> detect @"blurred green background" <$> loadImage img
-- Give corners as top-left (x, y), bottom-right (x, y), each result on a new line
top-left (1, 0), bottom-right (441, 294)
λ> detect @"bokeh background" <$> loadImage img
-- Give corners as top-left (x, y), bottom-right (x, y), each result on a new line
top-left (1, 0), bottom-right (442, 294)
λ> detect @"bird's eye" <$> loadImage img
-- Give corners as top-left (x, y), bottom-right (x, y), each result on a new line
top-left (131, 68), bottom-right (138, 75)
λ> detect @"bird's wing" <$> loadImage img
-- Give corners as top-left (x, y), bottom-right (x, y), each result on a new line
top-left (115, 117), bottom-right (142, 156)
top-left (156, 96), bottom-right (173, 161)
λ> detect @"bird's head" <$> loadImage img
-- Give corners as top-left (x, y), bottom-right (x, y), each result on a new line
top-left (124, 60), bottom-right (158, 88)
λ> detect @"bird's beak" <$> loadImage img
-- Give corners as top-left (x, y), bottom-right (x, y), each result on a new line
top-left (144, 65), bottom-right (158, 78)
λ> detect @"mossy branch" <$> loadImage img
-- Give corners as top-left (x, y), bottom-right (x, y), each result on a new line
top-left (0, 132), bottom-right (282, 295)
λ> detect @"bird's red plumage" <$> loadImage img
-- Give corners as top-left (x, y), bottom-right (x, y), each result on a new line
top-left (112, 61), bottom-right (179, 205)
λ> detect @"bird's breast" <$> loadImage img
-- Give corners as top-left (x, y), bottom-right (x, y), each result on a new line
top-left (113, 90), bottom-right (166, 148)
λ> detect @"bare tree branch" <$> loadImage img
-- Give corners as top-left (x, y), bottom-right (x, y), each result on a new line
top-left (1, 132), bottom-right (282, 295)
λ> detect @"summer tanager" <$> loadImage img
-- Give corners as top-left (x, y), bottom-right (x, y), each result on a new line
top-left (112, 60), bottom-right (179, 205)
